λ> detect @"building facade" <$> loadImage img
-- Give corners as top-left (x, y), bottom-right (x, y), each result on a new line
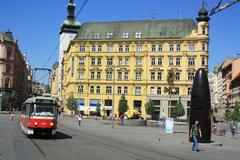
top-left (0, 31), bottom-right (29, 110)
top-left (51, 62), bottom-right (59, 97)
top-left (61, 4), bottom-right (209, 119)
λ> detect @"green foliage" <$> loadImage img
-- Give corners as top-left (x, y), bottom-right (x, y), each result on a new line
top-left (1, 92), bottom-right (11, 111)
top-left (231, 102), bottom-right (240, 122)
top-left (66, 95), bottom-right (77, 114)
top-left (224, 107), bottom-right (232, 122)
top-left (172, 97), bottom-right (185, 119)
top-left (167, 68), bottom-right (175, 87)
top-left (145, 99), bottom-right (155, 115)
top-left (118, 94), bottom-right (129, 115)
top-left (96, 102), bottom-right (101, 116)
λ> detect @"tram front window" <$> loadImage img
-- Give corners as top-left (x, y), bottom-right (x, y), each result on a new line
top-left (32, 104), bottom-right (57, 117)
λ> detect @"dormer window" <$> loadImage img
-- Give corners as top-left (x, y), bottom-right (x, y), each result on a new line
top-left (135, 32), bottom-right (142, 38)
top-left (122, 32), bottom-right (129, 39)
top-left (84, 34), bottom-right (88, 39)
top-left (93, 33), bottom-right (101, 39)
top-left (106, 32), bottom-right (113, 39)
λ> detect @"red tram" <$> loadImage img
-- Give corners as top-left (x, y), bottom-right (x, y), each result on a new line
top-left (20, 95), bottom-right (58, 136)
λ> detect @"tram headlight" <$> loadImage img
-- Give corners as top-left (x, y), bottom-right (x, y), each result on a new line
top-left (50, 122), bottom-right (54, 126)
top-left (34, 122), bottom-right (38, 126)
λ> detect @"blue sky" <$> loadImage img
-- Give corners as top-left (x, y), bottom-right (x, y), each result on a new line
top-left (0, 0), bottom-right (239, 74)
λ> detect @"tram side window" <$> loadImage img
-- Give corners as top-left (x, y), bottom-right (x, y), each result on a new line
top-left (21, 104), bottom-right (26, 115)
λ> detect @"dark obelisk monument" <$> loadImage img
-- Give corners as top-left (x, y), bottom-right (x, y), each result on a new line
top-left (189, 68), bottom-right (211, 143)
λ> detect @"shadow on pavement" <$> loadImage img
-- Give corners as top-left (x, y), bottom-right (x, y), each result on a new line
top-left (31, 131), bottom-right (72, 140)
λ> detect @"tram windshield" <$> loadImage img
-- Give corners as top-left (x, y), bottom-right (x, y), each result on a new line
top-left (31, 104), bottom-right (57, 117)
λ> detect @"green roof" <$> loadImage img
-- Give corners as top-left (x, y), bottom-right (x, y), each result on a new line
top-left (75, 19), bottom-right (197, 40)
top-left (0, 32), bottom-right (14, 42)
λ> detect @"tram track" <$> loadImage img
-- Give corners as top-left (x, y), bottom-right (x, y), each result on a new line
top-left (30, 138), bottom-right (50, 160)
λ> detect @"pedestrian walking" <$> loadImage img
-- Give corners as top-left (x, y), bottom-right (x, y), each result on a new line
top-left (190, 120), bottom-right (202, 152)
top-left (77, 114), bottom-right (82, 127)
top-left (10, 109), bottom-right (15, 121)
top-left (230, 121), bottom-right (236, 137)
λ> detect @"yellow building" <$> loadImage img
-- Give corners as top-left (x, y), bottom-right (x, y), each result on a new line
top-left (51, 62), bottom-right (59, 98)
top-left (62, 4), bottom-right (209, 119)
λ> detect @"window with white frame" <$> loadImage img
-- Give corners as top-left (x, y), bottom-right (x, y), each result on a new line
top-left (97, 58), bottom-right (102, 65)
top-left (79, 57), bottom-right (84, 65)
top-left (157, 72), bottom-right (162, 80)
top-left (90, 72), bottom-right (94, 79)
top-left (98, 45), bottom-right (102, 52)
top-left (169, 57), bottom-right (173, 65)
top-left (124, 86), bottom-right (128, 94)
top-left (125, 58), bottom-right (129, 66)
top-left (135, 71), bottom-right (142, 80)
top-left (136, 57), bottom-right (142, 66)
top-left (135, 32), bottom-right (142, 38)
top-left (93, 33), bottom-right (101, 39)
top-left (92, 45), bottom-right (96, 52)
top-left (157, 57), bottom-right (162, 65)
top-left (90, 86), bottom-right (94, 93)
top-left (152, 45), bottom-right (156, 52)
top-left (151, 57), bottom-right (156, 65)
top-left (118, 72), bottom-right (122, 80)
top-left (91, 57), bottom-right (95, 66)
top-left (125, 45), bottom-right (130, 52)
top-left (176, 57), bottom-right (181, 65)
top-left (188, 57), bottom-right (195, 66)
top-left (175, 72), bottom-right (180, 80)
top-left (157, 87), bottom-right (161, 95)
top-left (169, 44), bottom-right (174, 51)
top-left (136, 44), bottom-right (142, 52)
top-left (106, 71), bottom-right (113, 79)
top-left (119, 45), bottom-right (123, 52)
top-left (78, 71), bottom-right (84, 79)
top-left (106, 32), bottom-right (113, 39)
top-left (107, 58), bottom-right (113, 66)
top-left (96, 86), bottom-right (100, 94)
top-left (135, 86), bottom-right (141, 95)
top-left (151, 72), bottom-right (155, 80)
top-left (122, 32), bottom-right (129, 39)
top-left (78, 85), bottom-right (83, 93)
top-left (150, 87), bottom-right (155, 95)
top-left (107, 45), bottom-right (113, 52)
top-left (187, 87), bottom-right (192, 95)
top-left (97, 72), bottom-right (101, 79)
top-left (188, 72), bottom-right (195, 80)
top-left (175, 87), bottom-right (179, 95)
top-left (118, 58), bottom-right (123, 66)
top-left (176, 44), bottom-right (181, 52)
top-left (80, 45), bottom-right (85, 52)
top-left (117, 86), bottom-right (121, 94)
top-left (189, 43), bottom-right (195, 51)
top-left (124, 72), bottom-right (129, 80)
top-left (158, 44), bottom-right (163, 51)
top-left (106, 86), bottom-right (112, 94)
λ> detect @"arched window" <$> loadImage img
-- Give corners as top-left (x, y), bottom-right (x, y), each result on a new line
top-left (4, 78), bottom-right (10, 88)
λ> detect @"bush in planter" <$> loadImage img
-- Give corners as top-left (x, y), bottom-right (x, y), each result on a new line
top-left (172, 97), bottom-right (185, 120)
top-left (118, 94), bottom-right (129, 116)
top-left (145, 99), bottom-right (155, 119)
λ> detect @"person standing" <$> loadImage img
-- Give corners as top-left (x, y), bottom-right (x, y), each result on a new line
top-left (77, 114), bottom-right (82, 127)
top-left (190, 120), bottom-right (202, 152)
top-left (230, 121), bottom-right (236, 137)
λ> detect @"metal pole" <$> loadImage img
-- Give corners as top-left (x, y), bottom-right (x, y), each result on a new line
top-left (112, 66), bottom-right (115, 129)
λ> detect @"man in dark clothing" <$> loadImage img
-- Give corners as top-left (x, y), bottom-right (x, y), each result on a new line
top-left (190, 120), bottom-right (202, 152)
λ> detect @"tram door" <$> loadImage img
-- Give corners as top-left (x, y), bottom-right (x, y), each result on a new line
top-left (25, 103), bottom-right (31, 127)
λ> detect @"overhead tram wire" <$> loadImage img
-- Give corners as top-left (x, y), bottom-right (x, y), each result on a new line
top-left (42, 0), bottom-right (89, 68)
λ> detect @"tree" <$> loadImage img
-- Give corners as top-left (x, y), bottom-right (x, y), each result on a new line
top-left (66, 95), bottom-right (77, 114)
top-left (96, 102), bottom-right (101, 116)
top-left (224, 106), bottom-right (232, 122)
top-left (118, 94), bottom-right (128, 116)
top-left (231, 102), bottom-right (240, 122)
top-left (145, 99), bottom-right (155, 116)
top-left (172, 97), bottom-right (185, 120)
top-left (1, 92), bottom-right (11, 111)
